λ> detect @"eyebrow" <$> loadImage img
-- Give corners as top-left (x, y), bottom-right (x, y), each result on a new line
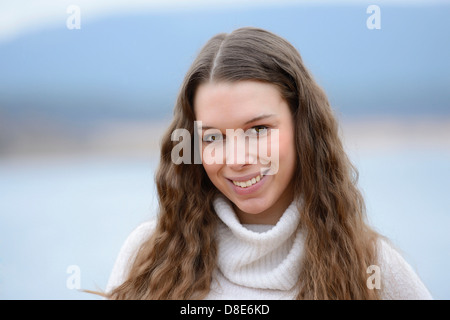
top-left (200, 113), bottom-right (276, 130)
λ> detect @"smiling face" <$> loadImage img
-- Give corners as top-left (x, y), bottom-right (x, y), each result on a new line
top-left (194, 80), bottom-right (297, 225)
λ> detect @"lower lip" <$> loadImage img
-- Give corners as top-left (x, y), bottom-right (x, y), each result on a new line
top-left (227, 174), bottom-right (269, 196)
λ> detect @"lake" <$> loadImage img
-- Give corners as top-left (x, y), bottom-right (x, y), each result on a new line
top-left (0, 147), bottom-right (449, 299)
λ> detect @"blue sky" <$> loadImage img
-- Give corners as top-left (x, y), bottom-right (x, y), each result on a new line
top-left (1, 1), bottom-right (449, 121)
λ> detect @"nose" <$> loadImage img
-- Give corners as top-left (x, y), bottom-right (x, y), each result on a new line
top-left (225, 131), bottom-right (258, 170)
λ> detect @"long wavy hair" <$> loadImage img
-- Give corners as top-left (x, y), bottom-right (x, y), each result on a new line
top-left (107, 27), bottom-right (381, 300)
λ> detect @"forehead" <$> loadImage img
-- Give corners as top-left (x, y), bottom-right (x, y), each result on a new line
top-left (193, 80), bottom-right (285, 128)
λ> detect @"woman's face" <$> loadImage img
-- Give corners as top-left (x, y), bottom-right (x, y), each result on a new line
top-left (194, 80), bottom-right (296, 224)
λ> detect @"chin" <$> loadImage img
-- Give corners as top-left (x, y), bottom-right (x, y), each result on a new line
top-left (231, 195), bottom-right (271, 215)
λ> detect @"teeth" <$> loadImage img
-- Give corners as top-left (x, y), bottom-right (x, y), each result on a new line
top-left (232, 174), bottom-right (264, 188)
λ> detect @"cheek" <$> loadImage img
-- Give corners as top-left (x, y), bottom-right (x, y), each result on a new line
top-left (262, 128), bottom-right (295, 175)
top-left (202, 162), bottom-right (223, 185)
top-left (277, 129), bottom-right (296, 173)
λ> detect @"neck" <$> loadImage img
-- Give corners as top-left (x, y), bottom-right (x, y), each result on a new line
top-left (233, 182), bottom-right (294, 225)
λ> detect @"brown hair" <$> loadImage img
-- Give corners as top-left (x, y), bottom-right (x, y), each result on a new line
top-left (107, 27), bottom-right (380, 300)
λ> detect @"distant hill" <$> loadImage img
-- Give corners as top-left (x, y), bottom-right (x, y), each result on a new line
top-left (1, 4), bottom-right (449, 123)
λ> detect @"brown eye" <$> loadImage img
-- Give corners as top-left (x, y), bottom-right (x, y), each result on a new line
top-left (251, 125), bottom-right (268, 135)
top-left (203, 133), bottom-right (223, 143)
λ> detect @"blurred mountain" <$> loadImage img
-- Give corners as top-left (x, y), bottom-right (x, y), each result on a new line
top-left (0, 4), bottom-right (449, 124)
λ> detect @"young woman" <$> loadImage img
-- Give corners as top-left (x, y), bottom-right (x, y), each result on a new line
top-left (104, 27), bottom-right (432, 300)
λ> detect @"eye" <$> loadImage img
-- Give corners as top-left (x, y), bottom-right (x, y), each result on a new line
top-left (248, 125), bottom-right (269, 136)
top-left (203, 133), bottom-right (223, 143)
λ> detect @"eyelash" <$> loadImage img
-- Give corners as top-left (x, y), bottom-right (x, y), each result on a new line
top-left (203, 134), bottom-right (223, 143)
top-left (249, 125), bottom-right (269, 135)
top-left (202, 125), bottom-right (270, 143)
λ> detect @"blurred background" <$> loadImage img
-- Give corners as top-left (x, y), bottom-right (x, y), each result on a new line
top-left (0, 0), bottom-right (449, 299)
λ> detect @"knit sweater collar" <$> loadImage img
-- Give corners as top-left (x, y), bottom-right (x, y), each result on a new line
top-left (213, 195), bottom-right (304, 291)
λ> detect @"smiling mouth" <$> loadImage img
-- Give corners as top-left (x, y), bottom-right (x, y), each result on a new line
top-left (231, 172), bottom-right (265, 188)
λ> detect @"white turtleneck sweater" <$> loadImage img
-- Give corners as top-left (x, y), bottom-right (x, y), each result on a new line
top-left (105, 195), bottom-right (432, 300)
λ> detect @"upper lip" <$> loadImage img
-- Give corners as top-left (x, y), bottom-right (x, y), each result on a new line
top-left (227, 171), bottom-right (267, 182)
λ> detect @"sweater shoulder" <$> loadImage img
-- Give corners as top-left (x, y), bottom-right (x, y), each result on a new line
top-left (105, 219), bottom-right (157, 294)
top-left (376, 238), bottom-right (432, 300)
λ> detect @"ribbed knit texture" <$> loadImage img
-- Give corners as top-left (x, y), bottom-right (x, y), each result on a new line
top-left (211, 195), bottom-right (303, 292)
top-left (106, 195), bottom-right (433, 300)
